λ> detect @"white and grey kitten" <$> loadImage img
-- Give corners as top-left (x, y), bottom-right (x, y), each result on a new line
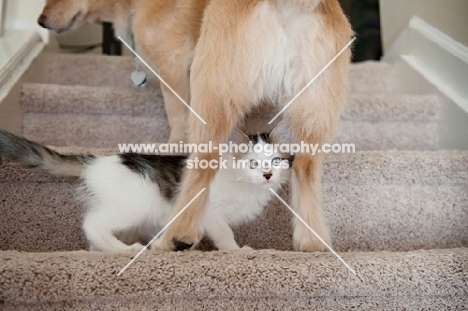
top-left (0, 124), bottom-right (292, 251)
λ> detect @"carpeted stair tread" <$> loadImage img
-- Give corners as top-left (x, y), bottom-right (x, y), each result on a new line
top-left (21, 83), bottom-right (165, 115)
top-left (348, 61), bottom-right (396, 93)
top-left (1, 178), bottom-right (466, 253)
top-left (21, 113), bottom-right (439, 150)
top-left (2, 150), bottom-right (466, 185)
top-left (1, 151), bottom-right (467, 253)
top-left (49, 54), bottom-right (137, 88)
top-left (22, 83), bottom-right (439, 122)
top-left (20, 83), bottom-right (441, 149)
top-left (3, 298), bottom-right (467, 311)
top-left (1, 248), bottom-right (467, 309)
top-left (341, 94), bottom-right (439, 122)
top-left (337, 121), bottom-right (438, 150)
top-left (47, 54), bottom-right (397, 93)
top-left (22, 54), bottom-right (432, 150)
top-left (22, 113), bottom-right (170, 148)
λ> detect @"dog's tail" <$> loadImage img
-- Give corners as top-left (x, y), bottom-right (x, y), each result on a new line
top-left (0, 129), bottom-right (93, 177)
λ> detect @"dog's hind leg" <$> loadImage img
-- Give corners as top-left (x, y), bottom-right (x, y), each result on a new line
top-left (284, 70), bottom-right (350, 252)
top-left (159, 70), bottom-right (191, 144)
top-left (283, 26), bottom-right (352, 252)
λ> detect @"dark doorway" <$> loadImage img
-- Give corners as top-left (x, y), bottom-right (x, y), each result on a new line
top-left (339, 0), bottom-right (382, 62)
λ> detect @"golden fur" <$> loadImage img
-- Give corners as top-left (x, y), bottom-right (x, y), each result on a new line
top-left (40, 0), bottom-right (209, 143)
top-left (39, 0), bottom-right (353, 252)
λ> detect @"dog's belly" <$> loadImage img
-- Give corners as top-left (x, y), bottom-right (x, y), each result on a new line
top-left (237, 1), bottom-right (334, 106)
top-left (234, 1), bottom-right (336, 132)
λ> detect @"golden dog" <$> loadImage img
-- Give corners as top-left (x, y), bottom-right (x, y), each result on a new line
top-left (39, 0), bottom-right (352, 252)
top-left (40, 0), bottom-right (209, 144)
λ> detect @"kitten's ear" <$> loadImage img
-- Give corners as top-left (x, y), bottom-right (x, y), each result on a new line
top-left (227, 127), bottom-right (249, 145)
top-left (269, 120), bottom-right (292, 144)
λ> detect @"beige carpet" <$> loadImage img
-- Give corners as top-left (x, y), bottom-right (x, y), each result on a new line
top-left (0, 54), bottom-right (467, 310)
top-left (22, 55), bottom-right (439, 150)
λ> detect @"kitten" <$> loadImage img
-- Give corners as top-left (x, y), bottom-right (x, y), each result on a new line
top-left (0, 124), bottom-right (293, 251)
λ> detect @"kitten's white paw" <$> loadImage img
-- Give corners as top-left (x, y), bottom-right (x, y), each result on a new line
top-left (241, 245), bottom-right (253, 250)
top-left (130, 242), bottom-right (145, 251)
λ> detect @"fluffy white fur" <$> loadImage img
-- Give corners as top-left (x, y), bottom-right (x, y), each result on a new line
top-left (0, 125), bottom-right (292, 252)
top-left (79, 136), bottom-right (291, 252)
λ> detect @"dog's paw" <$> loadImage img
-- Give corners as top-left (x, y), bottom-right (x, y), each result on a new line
top-left (293, 223), bottom-right (332, 252)
top-left (152, 228), bottom-right (203, 252)
top-left (241, 245), bottom-right (253, 251)
top-left (173, 239), bottom-right (194, 251)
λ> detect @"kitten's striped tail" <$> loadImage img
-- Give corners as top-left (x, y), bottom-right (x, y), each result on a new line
top-left (0, 129), bottom-right (93, 177)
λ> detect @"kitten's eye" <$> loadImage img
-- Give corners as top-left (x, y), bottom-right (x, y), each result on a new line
top-left (249, 159), bottom-right (259, 169)
top-left (272, 157), bottom-right (282, 167)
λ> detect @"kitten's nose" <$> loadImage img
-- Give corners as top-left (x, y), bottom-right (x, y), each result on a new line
top-left (38, 14), bottom-right (47, 27)
top-left (263, 173), bottom-right (272, 180)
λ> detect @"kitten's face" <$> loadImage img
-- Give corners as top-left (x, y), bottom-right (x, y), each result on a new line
top-left (229, 134), bottom-right (293, 188)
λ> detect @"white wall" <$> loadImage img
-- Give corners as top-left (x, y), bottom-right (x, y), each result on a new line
top-left (3, 0), bottom-right (103, 49)
top-left (0, 0), bottom-right (4, 36)
top-left (4, 0), bottom-right (48, 42)
top-left (380, 0), bottom-right (468, 52)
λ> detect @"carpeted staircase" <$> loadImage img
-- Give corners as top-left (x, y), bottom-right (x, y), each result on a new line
top-left (0, 54), bottom-right (467, 310)
top-left (21, 55), bottom-right (440, 150)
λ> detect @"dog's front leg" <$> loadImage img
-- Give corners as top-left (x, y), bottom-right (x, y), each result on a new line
top-left (131, 1), bottom-right (195, 144)
top-left (155, 108), bottom-right (241, 250)
top-left (152, 0), bottom-right (259, 250)
top-left (154, 153), bottom-right (217, 250)
top-left (156, 58), bottom-right (191, 143)
top-left (154, 87), bottom-right (244, 250)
